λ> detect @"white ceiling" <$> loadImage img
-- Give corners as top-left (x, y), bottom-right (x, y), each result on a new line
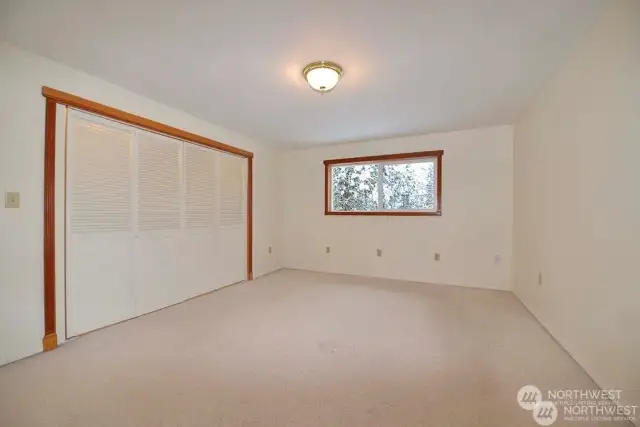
top-left (0, 0), bottom-right (604, 147)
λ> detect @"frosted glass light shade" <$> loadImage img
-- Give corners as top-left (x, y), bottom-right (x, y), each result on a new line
top-left (302, 61), bottom-right (343, 93)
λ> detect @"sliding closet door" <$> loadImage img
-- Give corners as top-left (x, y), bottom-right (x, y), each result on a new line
top-left (66, 113), bottom-right (135, 337)
top-left (178, 145), bottom-right (246, 299)
top-left (66, 111), bottom-right (248, 336)
top-left (216, 152), bottom-right (247, 286)
top-left (133, 131), bottom-right (183, 315)
top-left (134, 140), bottom-right (246, 314)
top-left (180, 143), bottom-right (221, 298)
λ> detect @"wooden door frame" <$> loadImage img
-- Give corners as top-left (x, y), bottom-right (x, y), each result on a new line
top-left (41, 87), bottom-right (254, 351)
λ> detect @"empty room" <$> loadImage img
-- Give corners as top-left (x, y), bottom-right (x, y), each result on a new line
top-left (0, 0), bottom-right (638, 426)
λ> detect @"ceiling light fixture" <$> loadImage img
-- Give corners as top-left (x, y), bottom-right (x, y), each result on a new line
top-left (302, 61), bottom-right (343, 94)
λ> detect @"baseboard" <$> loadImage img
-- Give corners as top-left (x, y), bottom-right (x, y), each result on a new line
top-left (280, 267), bottom-right (512, 292)
top-left (253, 267), bottom-right (284, 280)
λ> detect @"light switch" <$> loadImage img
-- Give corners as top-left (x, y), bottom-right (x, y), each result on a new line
top-left (5, 192), bottom-right (20, 208)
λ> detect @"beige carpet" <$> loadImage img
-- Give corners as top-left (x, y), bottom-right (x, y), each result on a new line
top-left (0, 270), bottom-right (630, 426)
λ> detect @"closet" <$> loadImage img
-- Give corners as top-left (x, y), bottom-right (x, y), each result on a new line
top-left (65, 110), bottom-right (246, 337)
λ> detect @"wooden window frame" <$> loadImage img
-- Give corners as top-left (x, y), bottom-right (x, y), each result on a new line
top-left (324, 150), bottom-right (443, 216)
top-left (41, 87), bottom-right (254, 352)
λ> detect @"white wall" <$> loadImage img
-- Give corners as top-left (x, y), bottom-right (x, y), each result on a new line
top-left (513, 0), bottom-right (639, 410)
top-left (283, 126), bottom-right (513, 290)
top-left (0, 42), bottom-right (282, 366)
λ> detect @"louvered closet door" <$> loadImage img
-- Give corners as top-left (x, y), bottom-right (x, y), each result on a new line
top-left (66, 112), bottom-right (247, 335)
top-left (66, 112), bottom-right (135, 337)
top-left (180, 143), bottom-right (221, 298)
top-left (216, 151), bottom-right (247, 286)
top-left (179, 144), bottom-right (247, 297)
top-left (133, 131), bottom-right (183, 315)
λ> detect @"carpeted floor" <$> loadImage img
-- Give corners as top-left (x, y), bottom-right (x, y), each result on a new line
top-left (0, 270), bottom-right (630, 426)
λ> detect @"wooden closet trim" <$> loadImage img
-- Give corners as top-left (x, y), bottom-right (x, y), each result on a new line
top-left (42, 98), bottom-right (57, 351)
top-left (41, 87), bottom-right (255, 351)
top-left (42, 87), bottom-right (254, 158)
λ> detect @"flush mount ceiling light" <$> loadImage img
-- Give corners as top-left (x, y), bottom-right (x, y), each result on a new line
top-left (302, 61), bottom-right (343, 93)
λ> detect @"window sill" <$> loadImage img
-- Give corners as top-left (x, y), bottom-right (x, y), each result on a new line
top-left (324, 211), bottom-right (442, 216)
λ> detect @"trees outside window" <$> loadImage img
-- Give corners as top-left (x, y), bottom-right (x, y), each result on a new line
top-left (325, 151), bottom-right (442, 216)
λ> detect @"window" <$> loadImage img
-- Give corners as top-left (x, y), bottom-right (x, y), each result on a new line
top-left (324, 150), bottom-right (443, 216)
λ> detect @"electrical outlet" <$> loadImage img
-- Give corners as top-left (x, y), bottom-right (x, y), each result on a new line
top-left (538, 272), bottom-right (543, 286)
top-left (326, 246), bottom-right (331, 254)
top-left (434, 253), bottom-right (440, 261)
top-left (268, 246), bottom-right (272, 254)
top-left (377, 249), bottom-right (383, 257)
top-left (5, 192), bottom-right (20, 208)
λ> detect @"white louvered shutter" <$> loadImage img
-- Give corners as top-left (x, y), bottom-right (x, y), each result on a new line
top-left (185, 144), bottom-right (218, 229)
top-left (137, 132), bottom-right (182, 231)
top-left (66, 113), bottom-right (136, 337)
top-left (219, 153), bottom-right (245, 227)
top-left (69, 120), bottom-right (133, 233)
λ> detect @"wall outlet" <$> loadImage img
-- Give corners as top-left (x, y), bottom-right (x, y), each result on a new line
top-left (434, 253), bottom-right (440, 261)
top-left (325, 246), bottom-right (331, 254)
top-left (268, 246), bottom-right (272, 254)
top-left (538, 272), bottom-right (543, 286)
top-left (377, 249), bottom-right (383, 257)
top-left (5, 191), bottom-right (20, 208)
top-left (494, 254), bottom-right (501, 264)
